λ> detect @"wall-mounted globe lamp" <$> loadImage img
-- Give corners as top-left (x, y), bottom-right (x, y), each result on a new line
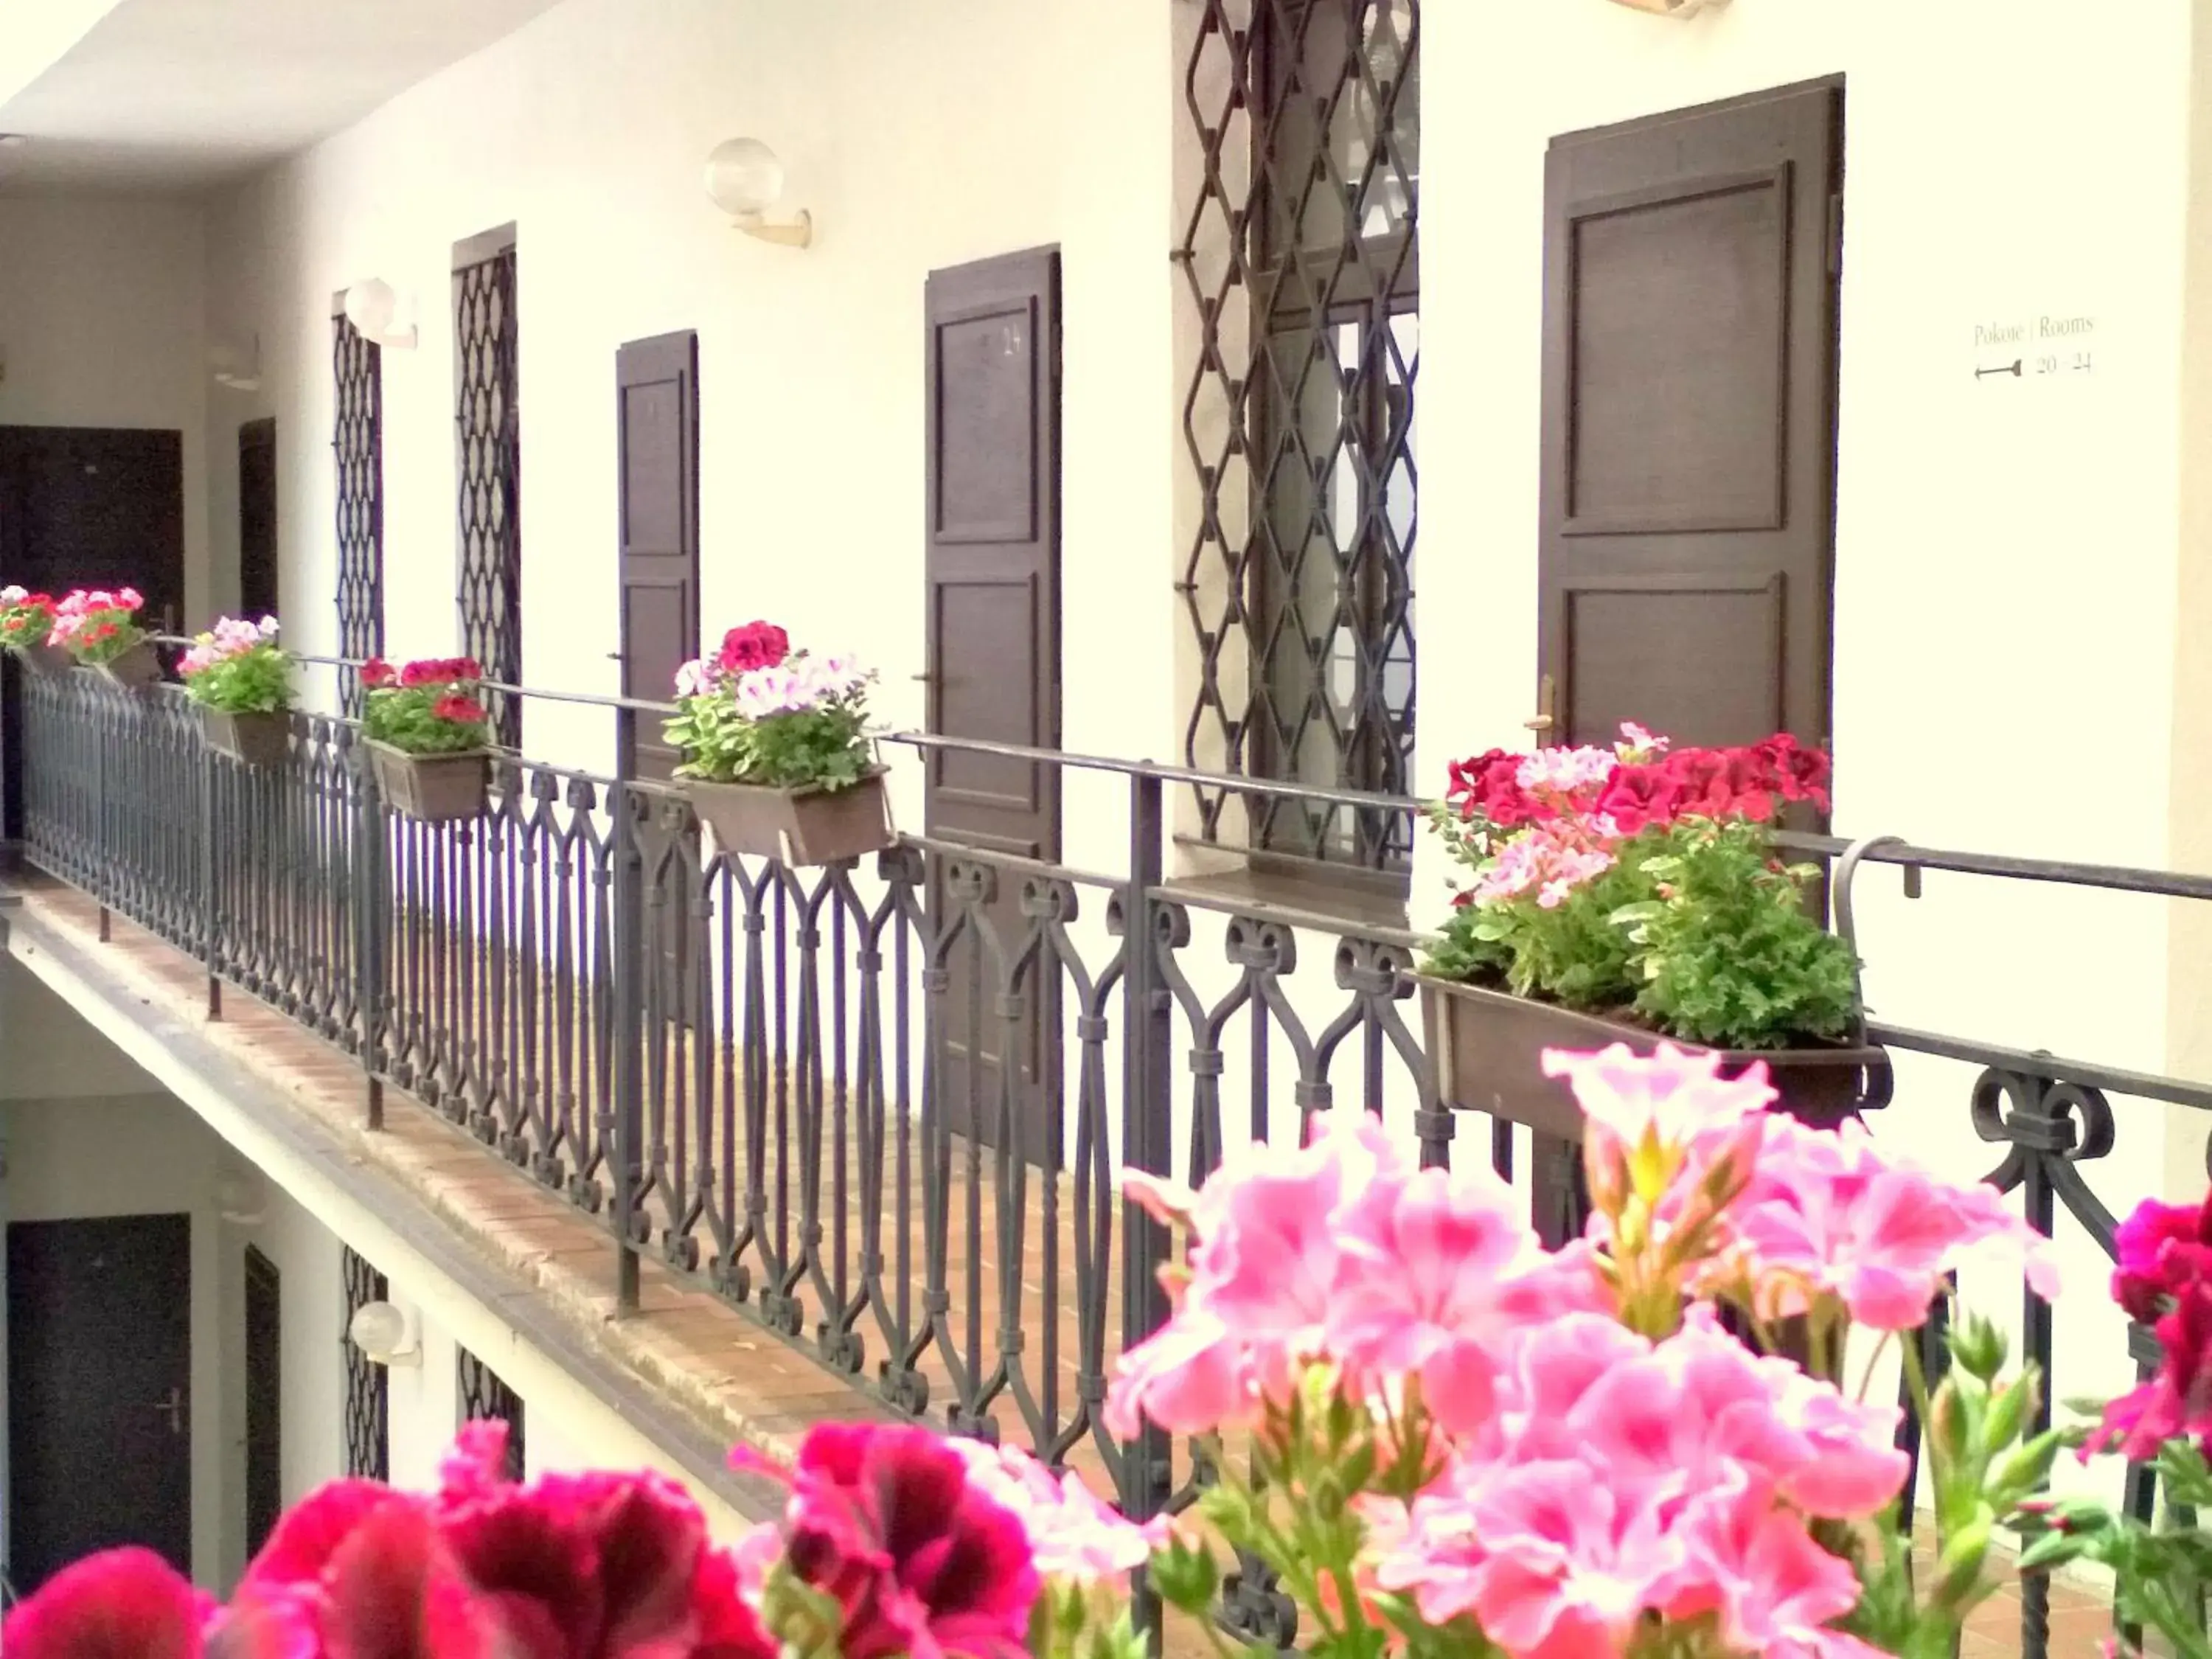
top-left (344, 278), bottom-right (419, 349)
top-left (347, 1299), bottom-right (422, 1368)
top-left (705, 138), bottom-right (814, 250)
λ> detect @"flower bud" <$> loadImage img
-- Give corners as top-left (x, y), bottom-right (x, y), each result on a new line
top-left (1927, 1381), bottom-right (1971, 1465)
top-left (1935, 1515), bottom-right (1993, 1604)
top-left (1950, 1313), bottom-right (2007, 1383)
top-left (1150, 1537), bottom-right (1220, 1615)
top-left (1982, 1374), bottom-right (2037, 1453)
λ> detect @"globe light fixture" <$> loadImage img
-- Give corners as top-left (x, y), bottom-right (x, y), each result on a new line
top-left (704, 137), bottom-right (813, 250)
top-left (347, 1299), bottom-right (422, 1367)
top-left (344, 278), bottom-right (418, 349)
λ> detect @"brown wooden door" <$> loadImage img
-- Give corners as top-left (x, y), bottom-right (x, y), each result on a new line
top-left (0, 427), bottom-right (187, 630)
top-left (1538, 80), bottom-right (1843, 757)
top-left (923, 248), bottom-right (1062, 1156)
top-left (7, 1214), bottom-right (193, 1593)
top-left (239, 418), bottom-right (278, 619)
top-left (615, 332), bottom-right (701, 1023)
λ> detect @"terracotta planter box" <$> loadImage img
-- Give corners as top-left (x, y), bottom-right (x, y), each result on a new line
top-left (1419, 974), bottom-right (1890, 1140)
top-left (682, 770), bottom-right (894, 868)
top-left (201, 707), bottom-right (291, 769)
top-left (13, 642), bottom-right (76, 678)
top-left (90, 638), bottom-right (161, 690)
top-left (366, 741), bottom-right (490, 824)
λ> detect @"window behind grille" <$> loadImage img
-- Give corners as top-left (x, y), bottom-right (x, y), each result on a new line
top-left (1178, 0), bottom-right (1420, 873)
top-left (332, 307), bottom-right (384, 717)
top-left (453, 227), bottom-right (521, 748)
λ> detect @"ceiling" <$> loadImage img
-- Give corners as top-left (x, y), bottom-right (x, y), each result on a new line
top-left (0, 0), bottom-right (569, 195)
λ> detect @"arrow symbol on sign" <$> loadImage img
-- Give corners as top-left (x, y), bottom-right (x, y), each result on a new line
top-left (1976, 360), bottom-right (2023, 380)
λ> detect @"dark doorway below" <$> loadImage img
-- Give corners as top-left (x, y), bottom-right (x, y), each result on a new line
top-left (7, 1214), bottom-right (193, 1593)
top-left (239, 418), bottom-right (278, 620)
top-left (244, 1243), bottom-right (282, 1559)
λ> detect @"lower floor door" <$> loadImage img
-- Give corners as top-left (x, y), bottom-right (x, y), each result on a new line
top-left (7, 1214), bottom-right (193, 1592)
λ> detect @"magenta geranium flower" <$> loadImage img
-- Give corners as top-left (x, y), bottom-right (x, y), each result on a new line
top-left (2088, 1285), bottom-right (2212, 1461)
top-left (2112, 1189), bottom-right (2212, 1323)
top-left (1, 1549), bottom-right (215, 1659)
top-left (750, 1422), bottom-right (1039, 1659)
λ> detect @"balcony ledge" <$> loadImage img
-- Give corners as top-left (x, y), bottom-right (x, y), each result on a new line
top-left (0, 875), bottom-right (886, 1524)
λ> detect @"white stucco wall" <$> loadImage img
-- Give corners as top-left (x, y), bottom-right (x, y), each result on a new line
top-left (0, 195), bottom-right (216, 622)
top-left (200, 0), bottom-right (1176, 886)
top-left (1418, 1), bottom-right (2197, 1459)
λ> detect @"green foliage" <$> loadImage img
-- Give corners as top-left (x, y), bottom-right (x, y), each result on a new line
top-left (1422, 808), bottom-right (1863, 1051)
top-left (182, 644), bottom-right (291, 714)
top-left (1609, 819), bottom-right (1860, 1049)
top-left (1473, 855), bottom-right (1657, 1012)
top-left (666, 692), bottom-right (872, 793)
top-left (2017, 1441), bottom-right (2212, 1659)
top-left (364, 684), bottom-right (489, 756)
top-left (66, 616), bottom-right (147, 666)
top-left (1843, 1322), bottom-right (2066, 1659)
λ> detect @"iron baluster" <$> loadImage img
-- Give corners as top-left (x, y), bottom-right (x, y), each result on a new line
top-left (1119, 773), bottom-right (1173, 1630)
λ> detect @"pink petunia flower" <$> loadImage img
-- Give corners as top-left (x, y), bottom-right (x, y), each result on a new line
top-left (1543, 1043), bottom-right (1774, 1216)
top-left (945, 1439), bottom-right (1160, 1584)
top-left (1328, 1161), bottom-right (1606, 1436)
top-left (1374, 1459), bottom-right (1688, 1659)
top-left (1719, 1117), bottom-right (2062, 1330)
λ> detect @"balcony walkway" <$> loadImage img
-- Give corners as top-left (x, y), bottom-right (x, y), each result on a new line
top-left (0, 873), bottom-right (2121, 1659)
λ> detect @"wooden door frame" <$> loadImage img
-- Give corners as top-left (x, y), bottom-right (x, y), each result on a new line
top-left (920, 243), bottom-right (1065, 850)
top-left (613, 330), bottom-right (702, 785)
top-left (1536, 74), bottom-right (1845, 758)
top-left (920, 245), bottom-right (1066, 1159)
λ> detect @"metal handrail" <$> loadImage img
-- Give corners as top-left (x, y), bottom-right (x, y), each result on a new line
top-left (137, 634), bottom-right (2212, 894)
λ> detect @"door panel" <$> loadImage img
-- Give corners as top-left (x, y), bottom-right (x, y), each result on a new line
top-left (240, 419), bottom-right (279, 619)
top-left (244, 1245), bottom-right (282, 1561)
top-left (0, 426), bottom-right (189, 850)
top-left (0, 427), bottom-right (187, 628)
top-left (615, 333), bottom-right (702, 1023)
top-left (7, 1214), bottom-right (193, 1592)
top-left (1539, 80), bottom-right (1842, 759)
top-left (923, 249), bottom-right (1062, 1158)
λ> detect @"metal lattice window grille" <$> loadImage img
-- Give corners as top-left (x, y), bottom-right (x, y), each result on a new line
top-left (1178, 0), bottom-right (1420, 872)
top-left (341, 1248), bottom-right (390, 1482)
top-left (333, 316), bottom-right (385, 718)
top-left (456, 1346), bottom-right (525, 1481)
top-left (454, 239), bottom-right (521, 749)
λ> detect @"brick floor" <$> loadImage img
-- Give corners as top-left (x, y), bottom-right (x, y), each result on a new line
top-left (1, 876), bottom-right (2125, 1657)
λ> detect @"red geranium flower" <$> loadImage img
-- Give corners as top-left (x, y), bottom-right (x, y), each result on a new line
top-left (361, 656), bottom-right (396, 689)
top-left (715, 622), bottom-right (789, 678)
top-left (434, 695), bottom-right (487, 726)
top-left (1444, 748), bottom-right (1540, 828)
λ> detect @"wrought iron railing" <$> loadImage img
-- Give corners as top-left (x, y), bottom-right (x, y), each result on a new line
top-left (4, 657), bottom-right (2207, 1659)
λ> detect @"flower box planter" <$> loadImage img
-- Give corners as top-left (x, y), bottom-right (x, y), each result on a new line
top-left (681, 770), bottom-right (894, 868)
top-left (366, 740), bottom-right (490, 824)
top-left (89, 639), bottom-right (161, 690)
top-left (201, 708), bottom-right (291, 769)
top-left (14, 642), bottom-right (76, 679)
top-left (1419, 974), bottom-right (1891, 1140)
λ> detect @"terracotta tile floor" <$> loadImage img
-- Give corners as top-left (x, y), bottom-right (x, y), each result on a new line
top-left (3, 875), bottom-right (2128, 1657)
